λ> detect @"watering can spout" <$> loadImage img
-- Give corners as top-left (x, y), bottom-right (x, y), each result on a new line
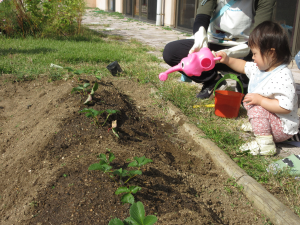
top-left (159, 64), bottom-right (182, 81)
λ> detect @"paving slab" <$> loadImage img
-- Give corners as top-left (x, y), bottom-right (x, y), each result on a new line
top-left (82, 9), bottom-right (300, 158)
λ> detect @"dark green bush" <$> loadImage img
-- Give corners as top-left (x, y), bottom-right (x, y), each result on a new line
top-left (0, 0), bottom-right (86, 37)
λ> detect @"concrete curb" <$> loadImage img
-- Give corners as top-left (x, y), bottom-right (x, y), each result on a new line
top-left (153, 89), bottom-right (300, 224)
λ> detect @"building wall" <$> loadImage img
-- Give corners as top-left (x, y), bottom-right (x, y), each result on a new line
top-left (164, 0), bottom-right (176, 27)
top-left (116, 1), bottom-right (123, 13)
top-left (96, 0), bottom-right (108, 10)
top-left (85, 0), bottom-right (96, 8)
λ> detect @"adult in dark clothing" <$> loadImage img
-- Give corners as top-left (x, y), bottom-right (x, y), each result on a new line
top-left (163, 0), bottom-right (277, 99)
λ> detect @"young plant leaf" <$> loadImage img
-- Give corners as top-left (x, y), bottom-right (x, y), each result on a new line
top-left (115, 187), bottom-right (130, 195)
top-left (129, 186), bottom-right (142, 194)
top-left (143, 216), bottom-right (158, 225)
top-left (100, 164), bottom-right (113, 172)
top-left (139, 158), bottom-right (153, 166)
top-left (113, 168), bottom-right (123, 176)
top-left (127, 161), bottom-right (138, 167)
top-left (128, 170), bottom-right (142, 177)
top-left (83, 83), bottom-right (90, 88)
top-left (102, 109), bottom-right (120, 126)
top-left (78, 108), bottom-right (91, 113)
top-left (121, 193), bottom-right (135, 204)
top-left (95, 75), bottom-right (101, 80)
top-left (135, 156), bottom-right (145, 165)
top-left (88, 163), bottom-right (104, 171)
top-left (106, 109), bottom-right (120, 114)
top-left (90, 82), bottom-right (98, 96)
top-left (108, 218), bottom-right (124, 225)
top-left (113, 168), bottom-right (129, 178)
top-left (135, 156), bottom-right (153, 167)
top-left (99, 160), bottom-right (107, 165)
top-left (71, 86), bottom-right (84, 94)
top-left (85, 112), bottom-right (93, 118)
top-left (109, 152), bottom-right (115, 162)
top-left (128, 201), bottom-right (145, 224)
top-left (112, 128), bottom-right (120, 138)
top-left (99, 153), bottom-right (107, 162)
top-left (123, 217), bottom-right (139, 225)
top-left (79, 108), bottom-right (104, 118)
top-left (128, 156), bottom-right (153, 168)
top-left (124, 202), bottom-right (157, 225)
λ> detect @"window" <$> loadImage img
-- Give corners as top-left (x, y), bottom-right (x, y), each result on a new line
top-left (108, 0), bottom-right (115, 12)
top-left (273, 0), bottom-right (300, 55)
top-left (176, 0), bottom-right (198, 30)
top-left (124, 0), bottom-right (133, 16)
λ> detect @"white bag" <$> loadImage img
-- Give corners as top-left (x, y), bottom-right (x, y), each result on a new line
top-left (208, 0), bottom-right (255, 45)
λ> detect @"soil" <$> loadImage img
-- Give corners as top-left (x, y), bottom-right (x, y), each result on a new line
top-left (0, 75), bottom-right (270, 225)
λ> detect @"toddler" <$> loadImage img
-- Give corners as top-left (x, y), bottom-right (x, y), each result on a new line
top-left (217, 21), bottom-right (299, 155)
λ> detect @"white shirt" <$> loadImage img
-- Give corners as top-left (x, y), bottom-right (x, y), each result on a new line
top-left (245, 62), bottom-right (299, 135)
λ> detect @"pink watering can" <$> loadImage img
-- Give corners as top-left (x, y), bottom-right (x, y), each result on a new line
top-left (159, 47), bottom-right (221, 81)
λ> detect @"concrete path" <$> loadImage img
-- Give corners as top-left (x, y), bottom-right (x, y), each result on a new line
top-left (82, 9), bottom-right (300, 157)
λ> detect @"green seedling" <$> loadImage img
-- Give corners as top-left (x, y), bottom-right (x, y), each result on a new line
top-left (89, 152), bottom-right (153, 204)
top-left (108, 201), bottom-right (157, 225)
top-left (79, 108), bottom-right (119, 127)
top-left (79, 108), bottom-right (104, 127)
top-left (128, 156), bottom-right (153, 169)
top-left (71, 83), bottom-right (90, 95)
top-left (90, 153), bottom-right (115, 174)
top-left (84, 82), bottom-right (99, 105)
top-left (113, 168), bottom-right (142, 185)
top-left (102, 109), bottom-right (120, 126)
top-left (115, 186), bottom-right (142, 204)
top-left (112, 128), bottom-right (119, 138)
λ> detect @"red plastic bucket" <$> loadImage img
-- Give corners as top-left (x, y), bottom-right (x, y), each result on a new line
top-left (214, 90), bottom-right (244, 118)
top-left (213, 74), bottom-right (244, 119)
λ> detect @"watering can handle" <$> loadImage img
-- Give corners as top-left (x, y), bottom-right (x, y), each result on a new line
top-left (214, 57), bottom-right (222, 61)
top-left (213, 74), bottom-right (244, 96)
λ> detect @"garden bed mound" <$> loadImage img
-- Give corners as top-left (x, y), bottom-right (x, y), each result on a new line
top-left (0, 75), bottom-right (268, 224)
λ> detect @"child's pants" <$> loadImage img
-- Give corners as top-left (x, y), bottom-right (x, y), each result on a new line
top-left (245, 105), bottom-right (293, 143)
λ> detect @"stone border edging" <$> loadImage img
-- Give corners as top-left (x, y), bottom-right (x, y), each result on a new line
top-left (153, 89), bottom-right (300, 225)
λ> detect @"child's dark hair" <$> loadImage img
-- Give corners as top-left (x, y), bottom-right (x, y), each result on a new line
top-left (248, 21), bottom-right (292, 66)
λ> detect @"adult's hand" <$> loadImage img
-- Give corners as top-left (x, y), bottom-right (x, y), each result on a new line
top-left (189, 26), bottom-right (208, 54)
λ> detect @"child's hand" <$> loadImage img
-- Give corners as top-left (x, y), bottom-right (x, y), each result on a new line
top-left (216, 51), bottom-right (229, 64)
top-left (243, 93), bottom-right (263, 106)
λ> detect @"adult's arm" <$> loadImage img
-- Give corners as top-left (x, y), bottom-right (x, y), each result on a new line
top-left (193, 0), bottom-right (217, 34)
top-left (252, 0), bottom-right (277, 31)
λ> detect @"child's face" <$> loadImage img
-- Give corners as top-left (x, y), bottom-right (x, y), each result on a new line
top-left (251, 47), bottom-right (273, 71)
